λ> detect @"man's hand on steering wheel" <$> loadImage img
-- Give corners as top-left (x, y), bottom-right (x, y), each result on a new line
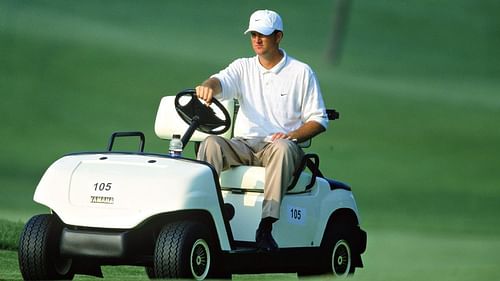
top-left (175, 89), bottom-right (231, 135)
top-left (195, 85), bottom-right (214, 105)
top-left (195, 77), bottom-right (222, 105)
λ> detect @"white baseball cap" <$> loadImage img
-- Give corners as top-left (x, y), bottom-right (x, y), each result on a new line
top-left (244, 10), bottom-right (283, 36)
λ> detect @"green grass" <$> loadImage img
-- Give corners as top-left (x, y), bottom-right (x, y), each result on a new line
top-left (0, 220), bottom-right (23, 251)
top-left (1, 0), bottom-right (500, 280)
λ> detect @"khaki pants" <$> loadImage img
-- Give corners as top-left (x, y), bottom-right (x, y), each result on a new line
top-left (197, 136), bottom-right (304, 219)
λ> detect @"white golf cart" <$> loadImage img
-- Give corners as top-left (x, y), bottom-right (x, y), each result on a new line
top-left (18, 89), bottom-right (366, 280)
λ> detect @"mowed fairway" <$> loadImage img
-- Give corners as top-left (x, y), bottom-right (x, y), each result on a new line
top-left (1, 1), bottom-right (500, 280)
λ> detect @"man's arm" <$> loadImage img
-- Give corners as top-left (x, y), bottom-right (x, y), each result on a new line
top-left (271, 121), bottom-right (326, 143)
top-left (195, 77), bottom-right (222, 104)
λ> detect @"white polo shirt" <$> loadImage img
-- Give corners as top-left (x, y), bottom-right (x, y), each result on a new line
top-left (213, 49), bottom-right (328, 138)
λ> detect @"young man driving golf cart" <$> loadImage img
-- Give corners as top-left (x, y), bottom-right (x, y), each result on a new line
top-left (18, 9), bottom-right (365, 280)
top-left (196, 9), bottom-right (329, 252)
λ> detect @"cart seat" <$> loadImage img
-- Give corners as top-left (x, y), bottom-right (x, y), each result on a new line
top-left (220, 166), bottom-right (313, 194)
top-left (155, 95), bottom-right (318, 194)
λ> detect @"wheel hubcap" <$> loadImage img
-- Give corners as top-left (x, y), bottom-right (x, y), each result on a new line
top-left (332, 239), bottom-right (351, 277)
top-left (191, 239), bottom-right (210, 280)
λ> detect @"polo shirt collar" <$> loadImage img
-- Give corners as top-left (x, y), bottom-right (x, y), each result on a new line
top-left (256, 49), bottom-right (288, 74)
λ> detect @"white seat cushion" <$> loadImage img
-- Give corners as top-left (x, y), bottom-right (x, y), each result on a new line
top-left (220, 165), bottom-right (313, 194)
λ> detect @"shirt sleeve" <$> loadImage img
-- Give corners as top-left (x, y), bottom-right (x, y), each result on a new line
top-left (302, 70), bottom-right (329, 130)
top-left (210, 59), bottom-right (243, 101)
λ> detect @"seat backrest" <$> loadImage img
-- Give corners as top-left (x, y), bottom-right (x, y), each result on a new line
top-left (154, 96), bottom-right (235, 141)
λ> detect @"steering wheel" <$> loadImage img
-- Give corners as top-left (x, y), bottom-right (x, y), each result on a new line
top-left (174, 89), bottom-right (231, 135)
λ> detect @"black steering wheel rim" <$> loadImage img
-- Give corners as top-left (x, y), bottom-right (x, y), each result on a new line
top-left (174, 89), bottom-right (231, 135)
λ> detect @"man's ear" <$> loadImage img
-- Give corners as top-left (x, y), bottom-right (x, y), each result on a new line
top-left (275, 31), bottom-right (284, 44)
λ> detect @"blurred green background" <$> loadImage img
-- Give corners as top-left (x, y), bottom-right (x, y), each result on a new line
top-left (1, 0), bottom-right (499, 280)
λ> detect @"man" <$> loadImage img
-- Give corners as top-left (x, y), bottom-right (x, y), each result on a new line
top-left (196, 10), bottom-right (328, 251)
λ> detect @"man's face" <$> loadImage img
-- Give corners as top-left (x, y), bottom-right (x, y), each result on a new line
top-left (250, 31), bottom-right (282, 56)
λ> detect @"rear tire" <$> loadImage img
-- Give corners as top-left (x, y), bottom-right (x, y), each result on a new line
top-left (324, 227), bottom-right (355, 277)
top-left (145, 266), bottom-right (156, 279)
top-left (18, 214), bottom-right (74, 280)
top-left (154, 221), bottom-right (212, 280)
top-left (330, 238), bottom-right (354, 276)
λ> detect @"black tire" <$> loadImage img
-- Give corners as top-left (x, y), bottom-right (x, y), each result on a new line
top-left (18, 214), bottom-right (74, 280)
top-left (145, 266), bottom-right (156, 279)
top-left (154, 221), bottom-right (213, 280)
top-left (324, 228), bottom-right (356, 277)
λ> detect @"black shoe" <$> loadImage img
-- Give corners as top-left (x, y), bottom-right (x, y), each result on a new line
top-left (255, 228), bottom-right (279, 252)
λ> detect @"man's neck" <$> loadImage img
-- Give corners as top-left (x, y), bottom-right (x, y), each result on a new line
top-left (258, 49), bottom-right (284, 70)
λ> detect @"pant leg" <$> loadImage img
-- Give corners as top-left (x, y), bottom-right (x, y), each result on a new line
top-left (198, 136), bottom-right (304, 220)
top-left (197, 136), bottom-right (254, 176)
top-left (258, 139), bottom-right (304, 219)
